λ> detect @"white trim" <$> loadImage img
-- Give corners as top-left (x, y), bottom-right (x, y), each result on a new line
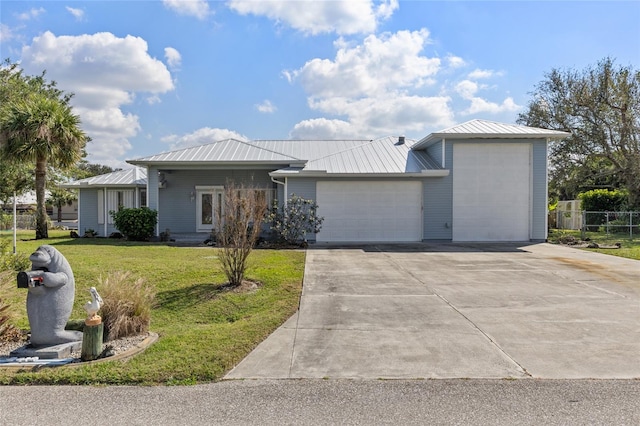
top-left (441, 139), bottom-right (446, 167)
top-left (284, 177), bottom-right (288, 208)
top-left (195, 186), bottom-right (224, 232)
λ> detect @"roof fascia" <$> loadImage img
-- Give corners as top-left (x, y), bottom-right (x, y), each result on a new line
top-left (412, 133), bottom-right (569, 150)
top-left (269, 170), bottom-right (450, 178)
top-left (127, 160), bottom-right (307, 169)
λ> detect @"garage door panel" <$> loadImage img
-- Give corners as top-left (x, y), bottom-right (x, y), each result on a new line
top-left (453, 144), bottom-right (530, 242)
top-left (317, 181), bottom-right (422, 242)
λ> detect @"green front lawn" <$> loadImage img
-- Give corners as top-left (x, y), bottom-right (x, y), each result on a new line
top-left (0, 230), bottom-right (305, 385)
top-left (547, 228), bottom-right (640, 260)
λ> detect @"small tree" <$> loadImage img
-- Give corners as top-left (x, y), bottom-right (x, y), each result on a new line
top-left (110, 207), bottom-right (157, 241)
top-left (268, 194), bottom-right (324, 245)
top-left (47, 187), bottom-right (77, 222)
top-left (215, 182), bottom-right (268, 287)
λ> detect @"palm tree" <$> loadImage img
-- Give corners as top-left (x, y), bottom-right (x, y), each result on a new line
top-left (0, 93), bottom-right (87, 239)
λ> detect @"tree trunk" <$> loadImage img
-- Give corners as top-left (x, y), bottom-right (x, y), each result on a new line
top-left (57, 204), bottom-right (62, 222)
top-left (35, 156), bottom-right (48, 239)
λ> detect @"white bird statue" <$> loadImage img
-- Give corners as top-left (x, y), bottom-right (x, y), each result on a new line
top-left (84, 287), bottom-right (103, 321)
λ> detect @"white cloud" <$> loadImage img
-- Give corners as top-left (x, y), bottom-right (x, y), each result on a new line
top-left (163, 0), bottom-right (211, 20)
top-left (446, 54), bottom-right (466, 69)
top-left (255, 100), bottom-right (277, 113)
top-left (456, 80), bottom-right (520, 115)
top-left (0, 24), bottom-right (14, 43)
top-left (468, 68), bottom-right (503, 79)
top-left (66, 6), bottom-right (85, 21)
top-left (161, 127), bottom-right (248, 150)
top-left (286, 29), bottom-right (453, 138)
top-left (306, 95), bottom-right (454, 137)
top-left (464, 97), bottom-right (520, 115)
top-left (19, 31), bottom-right (175, 164)
top-left (290, 29), bottom-right (439, 98)
top-left (228, 0), bottom-right (398, 35)
top-left (290, 118), bottom-right (359, 139)
top-left (455, 80), bottom-right (480, 99)
top-left (17, 7), bottom-right (45, 21)
top-left (164, 47), bottom-right (182, 70)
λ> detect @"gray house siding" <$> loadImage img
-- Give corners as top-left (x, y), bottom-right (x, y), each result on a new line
top-left (155, 169), bottom-right (275, 232)
top-left (531, 139), bottom-right (548, 241)
top-left (423, 142), bottom-right (453, 240)
top-left (285, 178), bottom-right (319, 241)
top-left (426, 142), bottom-right (444, 167)
top-left (286, 178), bottom-right (316, 201)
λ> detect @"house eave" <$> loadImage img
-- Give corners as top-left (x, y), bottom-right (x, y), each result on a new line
top-left (412, 132), bottom-right (571, 150)
top-left (126, 160), bottom-right (307, 169)
top-left (269, 170), bottom-right (450, 178)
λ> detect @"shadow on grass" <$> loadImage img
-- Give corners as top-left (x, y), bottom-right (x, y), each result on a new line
top-left (156, 283), bottom-right (223, 310)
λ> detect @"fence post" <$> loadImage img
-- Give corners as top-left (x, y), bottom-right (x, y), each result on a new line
top-left (631, 211), bottom-right (634, 240)
top-left (581, 210), bottom-right (586, 240)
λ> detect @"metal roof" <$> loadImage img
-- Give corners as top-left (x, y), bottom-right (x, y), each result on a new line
top-left (128, 138), bottom-right (305, 165)
top-left (412, 119), bottom-right (571, 149)
top-left (60, 167), bottom-right (147, 187)
top-left (290, 137), bottom-right (444, 175)
top-left (127, 139), bottom-right (375, 166)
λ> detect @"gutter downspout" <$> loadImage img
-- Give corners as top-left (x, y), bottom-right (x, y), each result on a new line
top-left (271, 176), bottom-right (286, 208)
top-left (442, 138), bottom-right (446, 167)
top-left (103, 187), bottom-right (108, 237)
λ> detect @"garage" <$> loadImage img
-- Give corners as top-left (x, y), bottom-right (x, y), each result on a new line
top-left (316, 181), bottom-right (422, 242)
top-left (452, 143), bottom-right (531, 241)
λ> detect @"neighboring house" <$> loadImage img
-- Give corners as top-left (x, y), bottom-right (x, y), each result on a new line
top-left (62, 119), bottom-right (569, 242)
top-left (61, 167), bottom-right (147, 236)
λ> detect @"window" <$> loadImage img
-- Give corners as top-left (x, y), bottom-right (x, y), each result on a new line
top-left (140, 189), bottom-right (147, 207)
top-left (107, 190), bottom-right (134, 224)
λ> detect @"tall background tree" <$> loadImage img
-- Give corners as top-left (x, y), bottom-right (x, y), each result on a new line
top-left (0, 60), bottom-right (88, 239)
top-left (517, 58), bottom-right (640, 207)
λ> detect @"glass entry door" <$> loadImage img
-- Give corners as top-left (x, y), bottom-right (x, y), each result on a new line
top-left (196, 186), bottom-right (223, 232)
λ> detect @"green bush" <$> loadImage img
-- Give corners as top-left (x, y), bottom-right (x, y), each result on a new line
top-left (0, 239), bottom-right (30, 272)
top-left (579, 189), bottom-right (629, 231)
top-left (110, 207), bottom-right (157, 241)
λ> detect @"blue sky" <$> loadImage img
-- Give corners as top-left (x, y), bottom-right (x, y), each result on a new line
top-left (1, 1), bottom-right (638, 168)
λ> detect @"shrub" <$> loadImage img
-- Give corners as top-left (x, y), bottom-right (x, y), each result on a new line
top-left (97, 271), bottom-right (155, 340)
top-left (0, 272), bottom-right (21, 342)
top-left (215, 182), bottom-right (268, 287)
top-left (579, 189), bottom-right (629, 231)
top-left (110, 207), bottom-right (158, 241)
top-left (0, 239), bottom-right (30, 272)
top-left (267, 195), bottom-right (324, 245)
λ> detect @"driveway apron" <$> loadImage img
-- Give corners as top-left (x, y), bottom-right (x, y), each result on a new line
top-left (225, 243), bottom-right (640, 379)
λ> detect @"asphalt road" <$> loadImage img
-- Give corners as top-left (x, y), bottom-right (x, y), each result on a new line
top-left (1, 379), bottom-right (638, 425)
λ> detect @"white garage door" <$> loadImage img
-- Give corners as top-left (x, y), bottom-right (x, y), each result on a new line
top-left (316, 181), bottom-right (422, 242)
top-left (453, 143), bottom-right (531, 241)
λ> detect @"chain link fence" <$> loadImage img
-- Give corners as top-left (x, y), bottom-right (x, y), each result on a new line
top-left (553, 210), bottom-right (640, 240)
top-left (0, 213), bottom-right (37, 230)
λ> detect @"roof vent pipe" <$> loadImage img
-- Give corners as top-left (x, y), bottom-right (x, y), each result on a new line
top-left (397, 136), bottom-right (405, 145)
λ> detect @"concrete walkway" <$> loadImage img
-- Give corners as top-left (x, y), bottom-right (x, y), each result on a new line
top-left (225, 243), bottom-right (640, 380)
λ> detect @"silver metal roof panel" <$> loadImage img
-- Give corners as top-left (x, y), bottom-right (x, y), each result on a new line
top-left (61, 167), bottom-right (147, 187)
top-left (412, 119), bottom-right (571, 149)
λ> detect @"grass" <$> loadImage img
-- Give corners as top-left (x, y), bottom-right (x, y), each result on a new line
top-left (547, 228), bottom-right (640, 260)
top-left (0, 229), bottom-right (305, 385)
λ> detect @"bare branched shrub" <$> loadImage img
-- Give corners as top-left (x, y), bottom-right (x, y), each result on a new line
top-left (98, 271), bottom-right (155, 341)
top-left (215, 181), bottom-right (268, 287)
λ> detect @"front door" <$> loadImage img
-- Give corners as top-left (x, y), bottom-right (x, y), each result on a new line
top-left (196, 186), bottom-right (224, 232)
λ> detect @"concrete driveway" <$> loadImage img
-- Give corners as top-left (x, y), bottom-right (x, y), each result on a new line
top-left (225, 243), bottom-right (640, 380)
